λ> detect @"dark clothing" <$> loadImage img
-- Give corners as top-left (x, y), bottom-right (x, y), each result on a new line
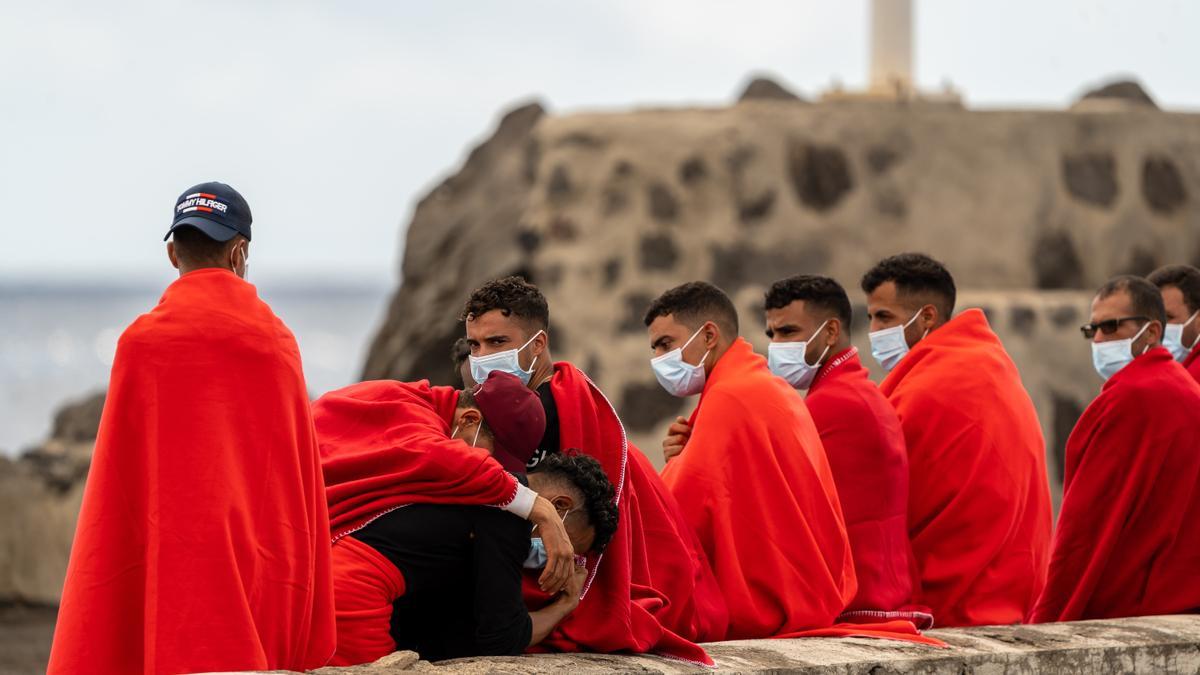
top-left (352, 502), bottom-right (533, 661)
top-left (529, 381), bottom-right (559, 470)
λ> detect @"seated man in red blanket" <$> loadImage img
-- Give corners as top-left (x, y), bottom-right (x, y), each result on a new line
top-left (1030, 275), bottom-right (1200, 622)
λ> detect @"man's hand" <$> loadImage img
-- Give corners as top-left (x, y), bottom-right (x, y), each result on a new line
top-left (529, 496), bottom-right (573, 594)
top-left (662, 416), bottom-right (692, 463)
top-left (557, 564), bottom-right (588, 611)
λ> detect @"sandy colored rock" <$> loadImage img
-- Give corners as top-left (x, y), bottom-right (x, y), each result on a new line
top-left (0, 392), bottom-right (100, 605)
top-left (361, 98), bottom-right (1199, 481)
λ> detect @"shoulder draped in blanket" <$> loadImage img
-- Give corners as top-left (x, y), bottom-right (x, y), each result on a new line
top-left (1183, 341), bottom-right (1200, 383)
top-left (522, 362), bottom-right (721, 666)
top-left (312, 379), bottom-right (519, 541)
top-left (663, 338), bottom-right (857, 640)
top-left (880, 309), bottom-right (1052, 627)
top-left (48, 269), bottom-right (336, 675)
top-left (805, 347), bottom-right (927, 626)
top-left (1030, 348), bottom-right (1200, 623)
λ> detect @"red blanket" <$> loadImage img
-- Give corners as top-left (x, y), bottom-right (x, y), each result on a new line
top-left (806, 348), bottom-right (924, 624)
top-left (48, 269), bottom-right (336, 674)
top-left (523, 363), bottom-right (719, 666)
top-left (664, 338), bottom-right (857, 640)
top-left (1030, 348), bottom-right (1200, 622)
top-left (312, 380), bottom-right (518, 541)
top-left (1184, 343), bottom-right (1200, 383)
top-left (880, 309), bottom-right (1052, 627)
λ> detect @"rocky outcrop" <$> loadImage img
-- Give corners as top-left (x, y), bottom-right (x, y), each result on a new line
top-left (361, 92), bottom-right (1200, 481)
top-left (1073, 78), bottom-right (1159, 110)
top-left (737, 75), bottom-right (804, 102)
top-left (0, 392), bottom-right (102, 605)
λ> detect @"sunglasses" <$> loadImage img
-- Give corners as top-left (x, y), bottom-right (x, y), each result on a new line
top-left (1080, 316), bottom-right (1149, 339)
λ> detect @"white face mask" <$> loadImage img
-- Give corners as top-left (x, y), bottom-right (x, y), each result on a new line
top-left (1092, 321), bottom-right (1151, 381)
top-left (650, 326), bottom-right (711, 397)
top-left (468, 330), bottom-right (544, 386)
top-left (869, 311), bottom-right (924, 373)
top-left (1162, 311), bottom-right (1199, 362)
top-left (768, 320), bottom-right (830, 390)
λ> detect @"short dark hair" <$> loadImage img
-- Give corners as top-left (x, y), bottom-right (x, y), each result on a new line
top-left (1096, 275), bottom-right (1167, 325)
top-left (860, 253), bottom-right (957, 317)
top-left (642, 281), bottom-right (739, 336)
top-left (531, 451), bottom-right (619, 555)
top-left (461, 276), bottom-right (549, 331)
top-left (1147, 265), bottom-right (1200, 315)
top-left (765, 275), bottom-right (853, 328)
top-left (171, 225), bottom-right (238, 266)
top-left (451, 337), bottom-right (470, 368)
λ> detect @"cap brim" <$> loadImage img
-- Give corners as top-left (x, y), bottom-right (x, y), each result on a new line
top-left (164, 216), bottom-right (239, 242)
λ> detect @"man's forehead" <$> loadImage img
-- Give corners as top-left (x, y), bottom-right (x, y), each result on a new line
top-left (765, 301), bottom-right (812, 325)
top-left (466, 309), bottom-right (526, 334)
top-left (1091, 291), bottom-right (1133, 319)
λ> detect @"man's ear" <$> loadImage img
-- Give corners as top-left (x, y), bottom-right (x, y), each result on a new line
top-left (825, 318), bottom-right (842, 347)
top-left (167, 241), bottom-right (180, 270)
top-left (1146, 320), bottom-right (1164, 347)
top-left (459, 408), bottom-right (483, 428)
top-left (702, 321), bottom-right (720, 349)
top-left (530, 329), bottom-right (549, 357)
top-left (551, 494), bottom-right (575, 512)
top-left (920, 304), bottom-right (938, 331)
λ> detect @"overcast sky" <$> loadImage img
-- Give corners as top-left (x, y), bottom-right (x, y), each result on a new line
top-left (2, 0), bottom-right (1196, 284)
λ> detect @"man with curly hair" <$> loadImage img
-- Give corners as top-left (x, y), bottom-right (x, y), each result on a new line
top-left (461, 275), bottom-right (722, 666)
top-left (861, 253), bottom-right (1052, 627)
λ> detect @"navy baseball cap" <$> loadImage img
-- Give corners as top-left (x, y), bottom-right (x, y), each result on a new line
top-left (164, 181), bottom-right (252, 242)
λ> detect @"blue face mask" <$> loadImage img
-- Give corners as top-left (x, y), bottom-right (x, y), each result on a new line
top-left (524, 538), bottom-right (548, 569)
top-left (468, 330), bottom-right (544, 386)
top-left (650, 326), bottom-right (711, 397)
top-left (1092, 321), bottom-right (1151, 381)
top-left (868, 311), bottom-right (924, 373)
top-left (1163, 311), bottom-right (1199, 362)
top-left (525, 507), bottom-right (578, 569)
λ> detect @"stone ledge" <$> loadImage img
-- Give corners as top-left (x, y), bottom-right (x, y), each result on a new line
top-left (212, 615), bottom-right (1200, 674)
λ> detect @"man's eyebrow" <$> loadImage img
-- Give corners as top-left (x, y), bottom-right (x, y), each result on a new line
top-left (651, 336), bottom-right (670, 349)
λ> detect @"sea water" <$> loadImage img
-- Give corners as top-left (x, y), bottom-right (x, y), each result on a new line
top-left (0, 278), bottom-right (390, 456)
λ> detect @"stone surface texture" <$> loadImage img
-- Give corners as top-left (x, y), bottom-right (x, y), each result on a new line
top-left (0, 392), bottom-right (101, 605)
top-left (208, 615), bottom-right (1200, 674)
top-left (360, 98), bottom-right (1200, 496)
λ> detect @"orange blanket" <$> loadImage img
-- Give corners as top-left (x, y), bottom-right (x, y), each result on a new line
top-left (880, 309), bottom-right (1052, 627)
top-left (1031, 348), bottom-right (1200, 622)
top-left (48, 269), bottom-right (335, 674)
top-left (663, 338), bottom-right (856, 639)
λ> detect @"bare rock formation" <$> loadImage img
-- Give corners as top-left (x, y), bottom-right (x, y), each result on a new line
top-left (1073, 79), bottom-right (1159, 111)
top-left (0, 392), bottom-right (102, 605)
top-left (361, 95), bottom-right (1200, 486)
top-left (737, 75), bottom-right (804, 102)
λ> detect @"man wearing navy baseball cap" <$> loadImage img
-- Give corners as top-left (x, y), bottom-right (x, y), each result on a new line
top-left (164, 181), bottom-right (253, 278)
top-left (50, 182), bottom-right (338, 674)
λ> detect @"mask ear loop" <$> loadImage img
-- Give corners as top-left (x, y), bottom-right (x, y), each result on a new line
top-left (681, 324), bottom-right (713, 368)
top-left (1185, 312), bottom-right (1200, 350)
top-left (1132, 321), bottom-right (1153, 355)
top-left (518, 329), bottom-right (545, 375)
top-left (471, 423), bottom-right (481, 447)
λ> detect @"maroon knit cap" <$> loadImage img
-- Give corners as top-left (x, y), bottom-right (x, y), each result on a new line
top-left (472, 371), bottom-right (547, 473)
